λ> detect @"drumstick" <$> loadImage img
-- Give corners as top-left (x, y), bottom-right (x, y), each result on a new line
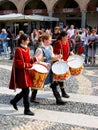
top-left (60, 49), bottom-right (61, 55)
top-left (67, 55), bottom-right (77, 62)
top-left (67, 58), bottom-right (75, 62)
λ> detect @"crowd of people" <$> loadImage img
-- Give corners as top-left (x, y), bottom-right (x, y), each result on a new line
top-left (0, 25), bottom-right (98, 64)
top-left (0, 24), bottom-right (98, 116)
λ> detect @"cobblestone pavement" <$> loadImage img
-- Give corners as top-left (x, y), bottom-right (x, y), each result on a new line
top-left (0, 55), bottom-right (98, 130)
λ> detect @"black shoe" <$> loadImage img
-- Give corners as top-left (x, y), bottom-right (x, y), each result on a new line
top-left (62, 93), bottom-right (70, 98)
top-left (9, 56), bottom-right (13, 60)
top-left (56, 100), bottom-right (67, 105)
top-left (24, 110), bottom-right (34, 116)
top-left (10, 100), bottom-right (18, 110)
top-left (30, 98), bottom-right (39, 104)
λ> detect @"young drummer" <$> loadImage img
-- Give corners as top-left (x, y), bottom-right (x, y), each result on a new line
top-left (9, 34), bottom-right (37, 116)
top-left (30, 33), bottom-right (66, 105)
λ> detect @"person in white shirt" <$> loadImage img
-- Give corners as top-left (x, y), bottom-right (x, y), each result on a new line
top-left (80, 28), bottom-right (86, 47)
top-left (67, 25), bottom-right (75, 38)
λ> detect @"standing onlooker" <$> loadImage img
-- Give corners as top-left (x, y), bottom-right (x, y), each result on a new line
top-left (7, 30), bottom-right (15, 60)
top-left (67, 25), bottom-right (75, 38)
top-left (31, 29), bottom-right (39, 54)
top-left (67, 25), bottom-right (75, 50)
top-left (84, 28), bottom-right (91, 64)
top-left (88, 29), bottom-right (98, 64)
top-left (15, 30), bottom-right (24, 47)
top-left (0, 39), bottom-right (2, 56)
top-left (70, 29), bottom-right (81, 54)
top-left (52, 26), bottom-right (60, 46)
top-left (37, 30), bottom-right (43, 48)
top-left (9, 33), bottom-right (37, 115)
top-left (80, 28), bottom-right (86, 47)
top-left (0, 28), bottom-right (9, 58)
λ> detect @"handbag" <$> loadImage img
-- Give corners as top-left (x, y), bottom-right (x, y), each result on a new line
top-left (78, 44), bottom-right (84, 54)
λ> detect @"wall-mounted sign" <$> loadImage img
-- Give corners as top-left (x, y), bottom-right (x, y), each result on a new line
top-left (55, 8), bottom-right (80, 13)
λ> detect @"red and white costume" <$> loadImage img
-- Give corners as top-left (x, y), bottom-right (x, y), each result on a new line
top-left (53, 40), bottom-right (70, 61)
top-left (9, 46), bottom-right (37, 90)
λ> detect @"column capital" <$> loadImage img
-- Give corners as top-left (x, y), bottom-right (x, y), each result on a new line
top-left (48, 11), bottom-right (53, 17)
top-left (81, 9), bottom-right (87, 13)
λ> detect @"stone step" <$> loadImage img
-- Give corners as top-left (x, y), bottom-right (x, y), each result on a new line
top-left (0, 87), bottom-right (98, 129)
top-left (0, 60), bottom-right (98, 129)
top-left (0, 87), bottom-right (98, 105)
top-left (0, 103), bottom-right (98, 129)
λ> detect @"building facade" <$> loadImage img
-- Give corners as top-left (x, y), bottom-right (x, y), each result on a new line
top-left (0, 0), bottom-right (98, 32)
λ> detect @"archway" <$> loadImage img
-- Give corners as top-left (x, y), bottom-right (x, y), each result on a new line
top-left (0, 0), bottom-right (17, 30)
top-left (24, 0), bottom-right (47, 15)
top-left (87, 0), bottom-right (98, 28)
top-left (53, 0), bottom-right (81, 28)
top-left (0, 0), bottom-right (17, 14)
top-left (24, 0), bottom-right (50, 30)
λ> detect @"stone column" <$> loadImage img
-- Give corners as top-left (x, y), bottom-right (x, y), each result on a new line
top-left (81, 10), bottom-right (87, 28)
top-left (48, 11), bottom-right (53, 29)
top-left (49, 11), bottom-right (53, 17)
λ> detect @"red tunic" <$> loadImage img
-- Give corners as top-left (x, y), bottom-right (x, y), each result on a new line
top-left (53, 40), bottom-right (70, 61)
top-left (9, 46), bottom-right (37, 90)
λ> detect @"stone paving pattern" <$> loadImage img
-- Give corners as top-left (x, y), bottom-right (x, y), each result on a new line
top-left (0, 53), bottom-right (98, 130)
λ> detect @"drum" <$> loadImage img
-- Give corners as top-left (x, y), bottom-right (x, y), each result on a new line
top-left (52, 61), bottom-right (70, 81)
top-left (67, 55), bottom-right (83, 76)
top-left (30, 63), bottom-right (48, 90)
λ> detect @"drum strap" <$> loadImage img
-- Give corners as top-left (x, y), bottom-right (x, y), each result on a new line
top-left (59, 41), bottom-right (63, 55)
top-left (40, 46), bottom-right (52, 63)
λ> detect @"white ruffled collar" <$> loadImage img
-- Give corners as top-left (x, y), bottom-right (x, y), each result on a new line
top-left (20, 44), bottom-right (27, 48)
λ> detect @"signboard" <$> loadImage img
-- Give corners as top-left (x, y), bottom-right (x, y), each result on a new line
top-left (55, 8), bottom-right (80, 13)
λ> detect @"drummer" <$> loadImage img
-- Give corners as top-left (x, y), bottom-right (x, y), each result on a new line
top-left (9, 34), bottom-right (38, 116)
top-left (30, 33), bottom-right (66, 105)
top-left (53, 31), bottom-right (74, 98)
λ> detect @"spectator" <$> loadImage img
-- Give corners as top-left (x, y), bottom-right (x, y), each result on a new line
top-left (0, 28), bottom-right (9, 58)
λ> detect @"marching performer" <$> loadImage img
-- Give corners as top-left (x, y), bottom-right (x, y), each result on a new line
top-left (53, 31), bottom-right (74, 98)
top-left (9, 33), bottom-right (37, 116)
top-left (30, 33), bottom-right (66, 105)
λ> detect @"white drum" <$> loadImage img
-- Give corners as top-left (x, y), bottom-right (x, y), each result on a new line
top-left (52, 60), bottom-right (70, 81)
top-left (67, 55), bottom-right (83, 76)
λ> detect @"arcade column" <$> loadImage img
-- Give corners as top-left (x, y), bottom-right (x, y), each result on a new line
top-left (81, 10), bottom-right (87, 28)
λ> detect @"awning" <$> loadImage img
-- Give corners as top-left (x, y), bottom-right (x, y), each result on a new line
top-left (29, 14), bottom-right (59, 21)
top-left (0, 13), bottom-right (59, 22)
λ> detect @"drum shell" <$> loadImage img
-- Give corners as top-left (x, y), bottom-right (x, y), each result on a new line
top-left (52, 61), bottom-right (70, 81)
top-left (69, 66), bottom-right (83, 76)
top-left (67, 55), bottom-right (83, 76)
top-left (30, 63), bottom-right (48, 90)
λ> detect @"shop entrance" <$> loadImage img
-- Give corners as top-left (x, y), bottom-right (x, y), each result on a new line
top-left (66, 19), bottom-right (81, 28)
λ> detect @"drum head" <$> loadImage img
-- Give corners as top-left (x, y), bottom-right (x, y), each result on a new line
top-left (67, 55), bottom-right (83, 68)
top-left (32, 64), bottom-right (48, 73)
top-left (52, 61), bottom-right (69, 75)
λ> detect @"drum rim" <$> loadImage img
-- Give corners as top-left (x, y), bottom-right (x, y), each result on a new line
top-left (52, 60), bottom-right (69, 74)
top-left (67, 55), bottom-right (83, 68)
top-left (31, 63), bottom-right (48, 73)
